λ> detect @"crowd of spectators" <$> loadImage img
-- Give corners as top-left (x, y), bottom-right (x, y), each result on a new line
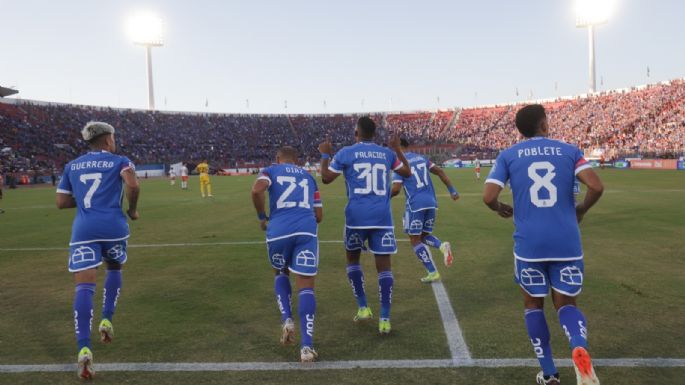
top-left (1, 79), bottom-right (683, 179)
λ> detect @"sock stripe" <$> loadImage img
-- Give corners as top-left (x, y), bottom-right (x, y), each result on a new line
top-left (298, 289), bottom-right (314, 296)
top-left (524, 308), bottom-right (544, 315)
top-left (75, 283), bottom-right (96, 293)
top-left (378, 271), bottom-right (394, 279)
top-left (557, 304), bottom-right (576, 314)
top-left (346, 264), bottom-right (362, 273)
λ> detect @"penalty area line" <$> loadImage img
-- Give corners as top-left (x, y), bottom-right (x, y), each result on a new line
top-left (2, 358), bottom-right (684, 373)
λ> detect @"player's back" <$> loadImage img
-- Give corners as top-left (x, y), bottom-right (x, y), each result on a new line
top-left (59, 150), bottom-right (134, 243)
top-left (396, 152), bottom-right (437, 211)
top-left (330, 142), bottom-right (400, 228)
top-left (262, 163), bottom-right (321, 240)
top-left (488, 137), bottom-right (590, 260)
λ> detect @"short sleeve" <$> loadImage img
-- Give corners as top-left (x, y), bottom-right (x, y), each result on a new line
top-left (389, 150), bottom-right (402, 171)
top-left (329, 150), bottom-right (345, 174)
top-left (56, 165), bottom-right (72, 194)
top-left (392, 172), bottom-right (404, 184)
top-left (120, 157), bottom-right (136, 174)
top-left (426, 157), bottom-right (436, 169)
top-left (257, 166), bottom-right (272, 186)
top-left (485, 153), bottom-right (509, 188)
top-left (573, 148), bottom-right (592, 175)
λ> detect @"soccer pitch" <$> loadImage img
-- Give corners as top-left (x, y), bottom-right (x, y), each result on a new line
top-left (0, 169), bottom-right (683, 384)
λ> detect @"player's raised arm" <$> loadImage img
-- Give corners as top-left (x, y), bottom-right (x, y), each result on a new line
top-left (251, 178), bottom-right (270, 230)
top-left (430, 164), bottom-right (459, 201)
top-left (121, 167), bottom-right (140, 220)
top-left (575, 167), bottom-right (604, 223)
top-left (388, 134), bottom-right (411, 177)
top-left (318, 140), bottom-right (339, 184)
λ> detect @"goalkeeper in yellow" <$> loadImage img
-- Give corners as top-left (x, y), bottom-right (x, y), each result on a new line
top-left (195, 159), bottom-right (213, 198)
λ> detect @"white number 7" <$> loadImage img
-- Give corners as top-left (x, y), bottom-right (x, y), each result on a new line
top-left (79, 173), bottom-right (102, 209)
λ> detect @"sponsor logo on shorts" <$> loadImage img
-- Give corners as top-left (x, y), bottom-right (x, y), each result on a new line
top-left (107, 244), bottom-right (125, 259)
top-left (71, 246), bottom-right (97, 264)
top-left (381, 232), bottom-right (396, 248)
top-left (295, 250), bottom-right (317, 268)
top-left (520, 268), bottom-right (546, 286)
top-left (559, 266), bottom-right (583, 285)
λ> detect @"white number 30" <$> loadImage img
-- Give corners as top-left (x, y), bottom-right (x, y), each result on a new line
top-left (528, 162), bottom-right (557, 208)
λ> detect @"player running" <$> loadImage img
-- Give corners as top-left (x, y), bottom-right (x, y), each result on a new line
top-left (195, 159), bottom-right (212, 197)
top-left (56, 122), bottom-right (140, 379)
top-left (318, 116), bottom-right (411, 335)
top-left (251, 146), bottom-right (323, 362)
top-left (168, 167), bottom-right (176, 186)
top-left (390, 138), bottom-right (459, 283)
top-left (483, 105), bottom-right (603, 385)
top-left (180, 163), bottom-right (189, 190)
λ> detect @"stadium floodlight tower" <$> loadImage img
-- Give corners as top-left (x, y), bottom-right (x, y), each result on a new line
top-left (575, 0), bottom-right (614, 93)
top-left (127, 12), bottom-right (164, 110)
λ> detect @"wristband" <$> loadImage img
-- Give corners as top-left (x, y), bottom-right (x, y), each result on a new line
top-left (321, 153), bottom-right (331, 160)
top-left (257, 212), bottom-right (268, 221)
top-left (448, 186), bottom-right (458, 195)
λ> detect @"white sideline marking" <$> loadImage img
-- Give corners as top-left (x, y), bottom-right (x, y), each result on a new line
top-left (0, 239), bottom-right (411, 252)
top-left (2, 358), bottom-right (684, 373)
top-left (431, 281), bottom-right (472, 361)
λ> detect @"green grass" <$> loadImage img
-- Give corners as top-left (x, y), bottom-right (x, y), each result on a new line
top-left (0, 169), bottom-right (683, 384)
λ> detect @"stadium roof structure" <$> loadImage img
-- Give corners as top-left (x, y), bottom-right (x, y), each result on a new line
top-left (0, 85), bottom-right (18, 98)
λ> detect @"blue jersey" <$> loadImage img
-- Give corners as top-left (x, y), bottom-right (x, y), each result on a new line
top-left (486, 137), bottom-right (592, 261)
top-left (392, 152), bottom-right (437, 212)
top-left (329, 142), bottom-right (402, 228)
top-left (57, 151), bottom-right (135, 245)
top-left (258, 163), bottom-right (321, 241)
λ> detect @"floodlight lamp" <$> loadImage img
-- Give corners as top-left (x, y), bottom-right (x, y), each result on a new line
top-left (575, 0), bottom-right (614, 27)
top-left (127, 12), bottom-right (164, 46)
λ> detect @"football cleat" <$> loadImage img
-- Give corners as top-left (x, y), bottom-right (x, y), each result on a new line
top-left (536, 371), bottom-right (561, 385)
top-left (353, 306), bottom-right (373, 322)
top-left (440, 241), bottom-right (454, 267)
top-left (99, 319), bottom-right (113, 344)
top-left (77, 346), bottom-right (94, 380)
top-left (572, 347), bottom-right (600, 385)
top-left (420, 271), bottom-right (441, 283)
top-left (378, 318), bottom-right (392, 335)
top-left (300, 346), bottom-right (318, 363)
top-left (280, 318), bottom-right (296, 346)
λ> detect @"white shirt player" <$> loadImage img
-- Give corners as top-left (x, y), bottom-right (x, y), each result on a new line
top-left (181, 166), bottom-right (189, 177)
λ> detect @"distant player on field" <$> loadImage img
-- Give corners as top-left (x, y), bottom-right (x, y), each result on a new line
top-left (168, 167), bottom-right (176, 186)
top-left (56, 122), bottom-right (140, 379)
top-left (483, 105), bottom-right (604, 385)
top-left (318, 117), bottom-right (411, 334)
top-left (390, 138), bottom-right (459, 283)
top-left (474, 158), bottom-right (481, 180)
top-left (251, 146), bottom-right (322, 362)
top-left (195, 159), bottom-right (212, 197)
top-left (180, 163), bottom-right (189, 190)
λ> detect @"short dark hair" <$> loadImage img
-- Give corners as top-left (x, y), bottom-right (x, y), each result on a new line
top-left (277, 146), bottom-right (299, 162)
top-left (356, 116), bottom-right (376, 139)
top-left (515, 104), bottom-right (546, 138)
top-left (400, 138), bottom-right (409, 148)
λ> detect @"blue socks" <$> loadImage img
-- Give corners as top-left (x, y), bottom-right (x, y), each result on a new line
top-left (413, 244), bottom-right (437, 273)
top-left (558, 305), bottom-right (589, 349)
top-left (298, 288), bottom-right (316, 348)
top-left (346, 264), bottom-right (367, 308)
top-left (274, 273), bottom-right (292, 321)
top-left (422, 234), bottom-right (442, 249)
top-left (378, 271), bottom-right (394, 320)
top-left (525, 308), bottom-right (557, 376)
top-left (74, 283), bottom-right (96, 350)
top-left (102, 270), bottom-right (122, 321)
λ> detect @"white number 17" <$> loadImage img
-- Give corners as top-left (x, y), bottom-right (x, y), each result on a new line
top-left (79, 173), bottom-right (102, 209)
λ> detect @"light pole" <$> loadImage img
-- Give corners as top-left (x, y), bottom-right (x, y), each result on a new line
top-left (127, 12), bottom-right (164, 110)
top-left (575, 0), bottom-right (613, 93)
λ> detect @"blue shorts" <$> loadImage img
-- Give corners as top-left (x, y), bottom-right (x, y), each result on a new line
top-left (403, 208), bottom-right (436, 235)
top-left (514, 258), bottom-right (584, 297)
top-left (344, 227), bottom-right (397, 255)
top-left (267, 235), bottom-right (318, 276)
top-left (68, 240), bottom-right (128, 273)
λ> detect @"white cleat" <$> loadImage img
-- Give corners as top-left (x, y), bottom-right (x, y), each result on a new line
top-left (280, 318), bottom-right (296, 346)
top-left (439, 241), bottom-right (454, 267)
top-left (300, 346), bottom-right (318, 363)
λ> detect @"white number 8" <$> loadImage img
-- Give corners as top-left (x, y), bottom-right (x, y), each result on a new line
top-left (528, 162), bottom-right (557, 208)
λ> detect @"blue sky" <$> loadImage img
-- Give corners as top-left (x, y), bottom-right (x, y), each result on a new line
top-left (2, 0), bottom-right (684, 113)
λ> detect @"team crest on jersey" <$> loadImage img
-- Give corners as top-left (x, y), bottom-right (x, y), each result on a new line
top-left (107, 244), bottom-right (125, 259)
top-left (559, 266), bottom-right (583, 285)
top-left (424, 218), bottom-right (435, 228)
top-left (71, 246), bottom-right (97, 264)
top-left (295, 250), bottom-right (317, 268)
top-left (347, 233), bottom-right (363, 248)
top-left (271, 253), bottom-right (285, 268)
top-left (520, 268), bottom-right (546, 286)
top-left (409, 220), bottom-right (423, 231)
top-left (381, 232), bottom-right (396, 247)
